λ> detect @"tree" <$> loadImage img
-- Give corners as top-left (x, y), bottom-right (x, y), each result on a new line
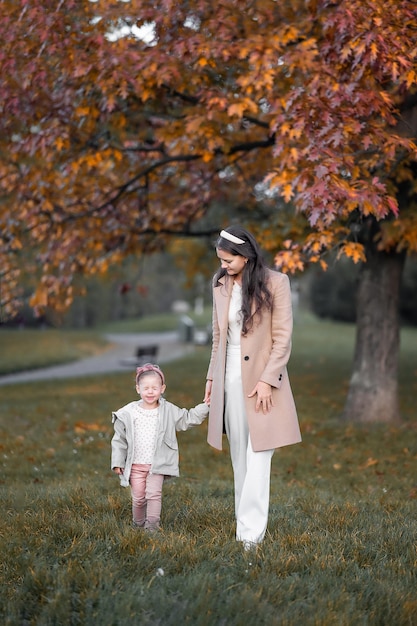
top-left (0, 0), bottom-right (416, 422)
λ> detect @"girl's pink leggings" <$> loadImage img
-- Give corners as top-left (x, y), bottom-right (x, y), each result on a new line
top-left (130, 464), bottom-right (164, 529)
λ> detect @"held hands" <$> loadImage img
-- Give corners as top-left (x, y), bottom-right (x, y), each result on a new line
top-left (248, 381), bottom-right (274, 414)
top-left (204, 380), bottom-right (212, 405)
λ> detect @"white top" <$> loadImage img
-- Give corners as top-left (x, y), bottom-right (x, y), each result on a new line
top-left (227, 281), bottom-right (243, 346)
top-left (132, 402), bottom-right (159, 464)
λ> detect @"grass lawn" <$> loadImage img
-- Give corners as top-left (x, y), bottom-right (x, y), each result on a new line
top-left (0, 310), bottom-right (211, 376)
top-left (98, 310), bottom-right (213, 333)
top-left (0, 328), bottom-right (109, 376)
top-left (0, 315), bottom-right (416, 625)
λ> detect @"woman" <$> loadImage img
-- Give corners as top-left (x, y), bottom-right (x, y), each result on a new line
top-left (204, 226), bottom-right (301, 548)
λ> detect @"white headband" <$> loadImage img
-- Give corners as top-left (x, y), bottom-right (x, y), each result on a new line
top-left (220, 230), bottom-right (245, 245)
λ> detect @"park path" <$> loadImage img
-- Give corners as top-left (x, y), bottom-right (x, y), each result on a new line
top-left (0, 332), bottom-right (194, 386)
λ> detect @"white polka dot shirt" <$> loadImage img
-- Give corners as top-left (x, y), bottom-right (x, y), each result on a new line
top-left (132, 402), bottom-right (159, 464)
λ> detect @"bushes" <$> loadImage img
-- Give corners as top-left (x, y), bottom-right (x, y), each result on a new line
top-left (309, 256), bottom-right (417, 325)
top-left (309, 257), bottom-right (359, 323)
top-left (400, 258), bottom-right (417, 325)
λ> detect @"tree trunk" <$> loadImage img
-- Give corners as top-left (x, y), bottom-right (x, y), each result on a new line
top-left (342, 236), bottom-right (406, 423)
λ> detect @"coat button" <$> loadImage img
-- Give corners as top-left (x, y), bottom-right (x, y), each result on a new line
top-left (244, 356), bottom-right (249, 361)
top-left (279, 374), bottom-right (282, 380)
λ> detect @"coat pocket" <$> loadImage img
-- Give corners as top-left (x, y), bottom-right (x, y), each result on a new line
top-left (163, 436), bottom-right (178, 450)
top-left (160, 435), bottom-right (179, 471)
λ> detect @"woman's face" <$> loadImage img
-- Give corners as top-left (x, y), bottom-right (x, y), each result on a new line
top-left (216, 248), bottom-right (247, 280)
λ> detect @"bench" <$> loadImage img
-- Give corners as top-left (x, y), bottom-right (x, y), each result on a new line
top-left (135, 345), bottom-right (159, 364)
top-left (120, 344), bottom-right (159, 367)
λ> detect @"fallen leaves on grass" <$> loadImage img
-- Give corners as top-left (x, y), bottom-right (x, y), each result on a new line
top-left (359, 457), bottom-right (379, 469)
top-left (74, 421), bottom-right (106, 433)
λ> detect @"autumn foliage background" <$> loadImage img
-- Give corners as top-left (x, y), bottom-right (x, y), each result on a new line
top-left (0, 0), bottom-right (416, 317)
top-left (1, 0), bottom-right (415, 428)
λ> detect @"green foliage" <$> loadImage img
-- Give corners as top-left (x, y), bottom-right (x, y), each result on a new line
top-left (1, 319), bottom-right (416, 624)
top-left (5, 252), bottom-right (214, 332)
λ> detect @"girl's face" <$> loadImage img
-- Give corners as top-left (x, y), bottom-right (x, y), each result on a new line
top-left (136, 373), bottom-right (166, 409)
top-left (216, 248), bottom-right (247, 282)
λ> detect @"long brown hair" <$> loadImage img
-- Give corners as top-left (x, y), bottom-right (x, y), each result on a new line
top-left (214, 226), bottom-right (273, 335)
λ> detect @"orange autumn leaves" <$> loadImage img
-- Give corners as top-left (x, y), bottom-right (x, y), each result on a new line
top-left (0, 0), bottom-right (416, 316)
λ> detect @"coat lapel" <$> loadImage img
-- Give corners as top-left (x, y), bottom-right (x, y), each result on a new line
top-left (214, 275), bottom-right (233, 332)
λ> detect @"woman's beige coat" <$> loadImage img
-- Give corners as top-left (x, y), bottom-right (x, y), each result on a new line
top-left (206, 269), bottom-right (301, 452)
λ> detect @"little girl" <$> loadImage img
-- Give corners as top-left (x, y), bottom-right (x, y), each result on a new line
top-left (111, 363), bottom-right (209, 532)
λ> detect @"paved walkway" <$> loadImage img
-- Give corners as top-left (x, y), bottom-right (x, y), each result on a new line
top-left (0, 332), bottom-right (194, 386)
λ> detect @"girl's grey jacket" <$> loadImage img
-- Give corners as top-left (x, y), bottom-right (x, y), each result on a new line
top-left (111, 397), bottom-right (209, 487)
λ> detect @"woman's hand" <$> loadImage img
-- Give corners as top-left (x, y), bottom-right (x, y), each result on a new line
top-left (204, 380), bottom-right (212, 405)
top-left (248, 381), bottom-right (274, 414)
top-left (113, 467), bottom-right (124, 475)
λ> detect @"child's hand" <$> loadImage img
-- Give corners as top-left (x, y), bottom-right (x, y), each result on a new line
top-left (113, 467), bottom-right (124, 475)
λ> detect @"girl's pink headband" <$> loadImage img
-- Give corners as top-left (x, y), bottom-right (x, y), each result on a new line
top-left (135, 363), bottom-right (165, 385)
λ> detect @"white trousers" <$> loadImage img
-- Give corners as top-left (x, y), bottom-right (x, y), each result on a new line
top-left (225, 344), bottom-right (274, 544)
